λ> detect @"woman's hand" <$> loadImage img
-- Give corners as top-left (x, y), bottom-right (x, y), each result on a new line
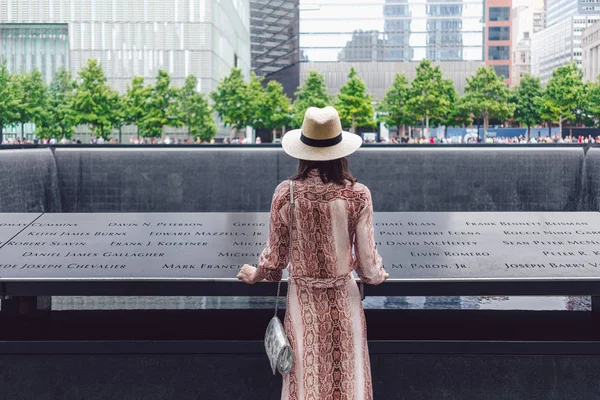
top-left (237, 264), bottom-right (261, 284)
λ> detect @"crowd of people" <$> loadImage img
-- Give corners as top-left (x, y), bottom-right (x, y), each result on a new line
top-left (384, 134), bottom-right (600, 144)
top-left (3, 134), bottom-right (600, 145)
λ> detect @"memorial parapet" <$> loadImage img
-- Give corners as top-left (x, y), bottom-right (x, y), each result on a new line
top-left (1, 212), bottom-right (600, 297)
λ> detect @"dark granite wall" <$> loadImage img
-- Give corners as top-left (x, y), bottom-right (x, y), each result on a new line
top-left (0, 148), bottom-right (61, 212)
top-left (584, 147), bottom-right (600, 212)
top-left (0, 353), bottom-right (598, 400)
top-left (48, 146), bottom-right (589, 213)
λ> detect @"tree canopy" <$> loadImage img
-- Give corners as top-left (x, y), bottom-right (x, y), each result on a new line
top-left (291, 70), bottom-right (331, 128)
top-left (461, 66), bottom-right (513, 140)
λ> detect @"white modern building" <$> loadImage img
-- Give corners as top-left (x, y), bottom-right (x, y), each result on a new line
top-left (532, 16), bottom-right (599, 83)
top-left (582, 20), bottom-right (600, 81)
top-left (531, 0), bottom-right (600, 83)
top-left (0, 0), bottom-right (251, 93)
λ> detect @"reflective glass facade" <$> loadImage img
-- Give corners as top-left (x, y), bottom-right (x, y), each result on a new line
top-left (0, 0), bottom-right (250, 94)
top-left (299, 0), bottom-right (485, 62)
top-left (250, 0), bottom-right (299, 76)
top-left (0, 24), bottom-right (69, 84)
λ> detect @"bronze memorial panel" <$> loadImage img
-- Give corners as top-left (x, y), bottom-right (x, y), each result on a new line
top-left (0, 212), bottom-right (600, 282)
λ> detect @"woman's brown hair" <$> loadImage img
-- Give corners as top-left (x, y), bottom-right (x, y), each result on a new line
top-left (290, 158), bottom-right (357, 185)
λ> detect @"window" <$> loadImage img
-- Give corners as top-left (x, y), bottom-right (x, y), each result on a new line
top-left (493, 65), bottom-right (510, 79)
top-left (489, 27), bottom-right (510, 41)
top-left (489, 46), bottom-right (510, 60)
top-left (489, 7), bottom-right (510, 22)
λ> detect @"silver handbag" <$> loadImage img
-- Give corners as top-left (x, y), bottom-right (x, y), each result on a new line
top-left (264, 180), bottom-right (295, 376)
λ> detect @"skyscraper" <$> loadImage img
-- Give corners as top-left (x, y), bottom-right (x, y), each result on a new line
top-left (250, 0), bottom-right (299, 76)
top-left (299, 0), bottom-right (484, 63)
top-left (485, 0), bottom-right (513, 85)
top-left (531, 0), bottom-right (600, 82)
top-left (547, 0), bottom-right (600, 27)
top-left (250, 0), bottom-right (299, 97)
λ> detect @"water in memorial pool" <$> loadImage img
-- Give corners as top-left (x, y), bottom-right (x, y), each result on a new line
top-left (49, 296), bottom-right (591, 311)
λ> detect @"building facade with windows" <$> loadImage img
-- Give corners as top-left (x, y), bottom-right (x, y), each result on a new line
top-left (485, 0), bottom-right (513, 85)
top-left (297, 0), bottom-right (486, 99)
top-left (0, 0), bottom-right (250, 94)
top-left (582, 20), bottom-right (600, 81)
top-left (250, 0), bottom-right (299, 77)
top-left (511, 2), bottom-right (544, 86)
top-left (531, 11), bottom-right (599, 83)
top-left (299, 0), bottom-right (485, 63)
top-left (512, 34), bottom-right (531, 86)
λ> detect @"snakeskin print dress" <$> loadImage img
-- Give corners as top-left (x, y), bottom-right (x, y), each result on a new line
top-left (256, 169), bottom-right (386, 400)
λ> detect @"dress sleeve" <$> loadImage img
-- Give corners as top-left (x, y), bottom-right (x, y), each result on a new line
top-left (255, 183), bottom-right (290, 282)
top-left (353, 187), bottom-right (386, 285)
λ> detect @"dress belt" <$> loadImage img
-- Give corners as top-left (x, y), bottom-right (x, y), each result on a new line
top-left (289, 273), bottom-right (353, 289)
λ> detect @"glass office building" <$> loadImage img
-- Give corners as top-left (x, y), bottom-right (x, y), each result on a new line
top-left (547, 0), bottom-right (600, 27)
top-left (299, 0), bottom-right (485, 62)
top-left (250, 0), bottom-right (299, 76)
top-left (0, 0), bottom-right (250, 94)
top-left (0, 24), bottom-right (69, 84)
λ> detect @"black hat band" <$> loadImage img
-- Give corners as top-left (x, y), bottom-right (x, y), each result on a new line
top-left (300, 132), bottom-right (343, 148)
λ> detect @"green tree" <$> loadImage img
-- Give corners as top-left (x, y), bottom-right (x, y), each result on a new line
top-left (291, 70), bottom-right (331, 128)
top-left (72, 59), bottom-right (116, 139)
top-left (178, 75), bottom-right (217, 142)
top-left (141, 69), bottom-right (181, 138)
top-left (510, 74), bottom-right (543, 140)
top-left (109, 91), bottom-right (127, 142)
top-left (39, 68), bottom-right (77, 140)
top-left (461, 66), bottom-right (513, 140)
top-left (0, 62), bottom-right (20, 142)
top-left (406, 60), bottom-right (452, 138)
top-left (448, 95), bottom-right (474, 129)
top-left (246, 72), bottom-right (267, 128)
top-left (432, 78), bottom-right (466, 137)
top-left (256, 80), bottom-right (292, 141)
top-left (538, 63), bottom-right (584, 137)
top-left (123, 76), bottom-right (151, 138)
top-left (15, 69), bottom-right (48, 140)
top-left (210, 68), bottom-right (252, 136)
top-left (585, 78), bottom-right (600, 127)
top-left (335, 67), bottom-right (375, 133)
top-left (377, 73), bottom-right (414, 136)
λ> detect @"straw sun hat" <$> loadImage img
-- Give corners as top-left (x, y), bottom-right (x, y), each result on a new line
top-left (282, 106), bottom-right (363, 161)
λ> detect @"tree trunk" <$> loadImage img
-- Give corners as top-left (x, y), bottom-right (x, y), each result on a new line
top-left (119, 126), bottom-right (122, 144)
top-left (425, 114), bottom-right (430, 138)
top-left (21, 123), bottom-right (24, 142)
top-left (548, 121), bottom-right (551, 137)
top-left (527, 124), bottom-right (531, 141)
top-left (351, 116), bottom-right (356, 134)
top-left (559, 114), bottom-right (563, 138)
top-left (0, 121), bottom-right (4, 143)
top-left (272, 128), bottom-right (277, 143)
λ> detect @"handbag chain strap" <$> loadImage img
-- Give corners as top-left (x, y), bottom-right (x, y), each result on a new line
top-left (274, 180), bottom-right (294, 317)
